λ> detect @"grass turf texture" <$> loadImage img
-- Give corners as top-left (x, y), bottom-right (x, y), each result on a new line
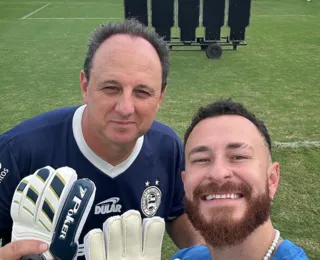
top-left (0, 0), bottom-right (319, 259)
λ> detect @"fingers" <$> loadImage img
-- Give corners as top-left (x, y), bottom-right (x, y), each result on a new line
top-left (103, 216), bottom-right (124, 259)
top-left (142, 217), bottom-right (165, 258)
top-left (84, 210), bottom-right (164, 260)
top-left (0, 240), bottom-right (48, 260)
top-left (121, 210), bottom-right (142, 258)
top-left (84, 229), bottom-right (106, 260)
top-left (11, 166), bottom-right (78, 242)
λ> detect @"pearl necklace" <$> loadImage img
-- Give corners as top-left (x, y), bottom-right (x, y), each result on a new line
top-left (263, 229), bottom-right (280, 260)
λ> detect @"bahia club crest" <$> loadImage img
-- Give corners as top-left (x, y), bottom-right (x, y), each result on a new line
top-left (141, 178), bottom-right (162, 217)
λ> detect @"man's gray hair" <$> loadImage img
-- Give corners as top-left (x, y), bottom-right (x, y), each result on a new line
top-left (83, 18), bottom-right (170, 91)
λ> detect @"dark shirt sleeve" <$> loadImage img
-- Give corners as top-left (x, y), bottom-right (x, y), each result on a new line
top-left (0, 136), bottom-right (23, 239)
top-left (167, 138), bottom-right (185, 220)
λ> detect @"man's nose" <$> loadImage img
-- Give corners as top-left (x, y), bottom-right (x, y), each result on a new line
top-left (115, 92), bottom-right (135, 117)
top-left (206, 158), bottom-right (233, 184)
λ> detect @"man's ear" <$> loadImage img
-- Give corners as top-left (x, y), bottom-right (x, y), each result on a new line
top-left (181, 170), bottom-right (186, 184)
top-left (268, 162), bottom-right (280, 200)
top-left (157, 86), bottom-right (167, 110)
top-left (80, 70), bottom-right (89, 104)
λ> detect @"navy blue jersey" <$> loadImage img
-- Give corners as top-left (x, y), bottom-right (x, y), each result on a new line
top-left (0, 105), bottom-right (185, 258)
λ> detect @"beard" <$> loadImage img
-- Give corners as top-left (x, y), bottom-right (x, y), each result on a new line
top-left (184, 180), bottom-right (271, 248)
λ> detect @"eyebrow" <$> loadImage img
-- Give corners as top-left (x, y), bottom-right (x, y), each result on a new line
top-left (101, 80), bottom-right (121, 86)
top-left (226, 142), bottom-right (253, 151)
top-left (188, 145), bottom-right (211, 159)
top-left (101, 81), bottom-right (154, 93)
top-left (136, 84), bottom-right (155, 93)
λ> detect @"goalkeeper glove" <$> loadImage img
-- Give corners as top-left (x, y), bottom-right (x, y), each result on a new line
top-left (10, 166), bottom-right (96, 260)
top-left (84, 210), bottom-right (165, 260)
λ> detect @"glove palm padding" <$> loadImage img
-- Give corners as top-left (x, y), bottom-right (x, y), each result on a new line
top-left (84, 210), bottom-right (165, 260)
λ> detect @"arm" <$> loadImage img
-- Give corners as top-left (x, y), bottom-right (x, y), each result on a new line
top-left (166, 213), bottom-right (204, 249)
top-left (0, 137), bottom-right (23, 239)
top-left (0, 137), bottom-right (49, 259)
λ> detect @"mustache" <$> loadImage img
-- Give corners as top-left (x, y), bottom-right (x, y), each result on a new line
top-left (193, 181), bottom-right (252, 199)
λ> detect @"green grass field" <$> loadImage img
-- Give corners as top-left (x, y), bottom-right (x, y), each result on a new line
top-left (0, 0), bottom-right (319, 259)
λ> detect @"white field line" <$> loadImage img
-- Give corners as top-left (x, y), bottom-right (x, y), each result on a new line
top-left (23, 14), bottom-right (318, 21)
top-left (274, 141), bottom-right (320, 148)
top-left (20, 3), bottom-right (51, 20)
top-left (254, 14), bottom-right (318, 17)
top-left (0, 2), bottom-right (121, 5)
top-left (25, 17), bottom-right (122, 20)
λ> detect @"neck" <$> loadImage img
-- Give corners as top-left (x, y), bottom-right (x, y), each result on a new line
top-left (82, 110), bottom-right (136, 166)
top-left (209, 220), bottom-right (281, 260)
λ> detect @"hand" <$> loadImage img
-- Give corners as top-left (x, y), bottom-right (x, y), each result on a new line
top-left (0, 239), bottom-right (48, 260)
top-left (10, 166), bottom-right (96, 260)
top-left (84, 210), bottom-right (165, 260)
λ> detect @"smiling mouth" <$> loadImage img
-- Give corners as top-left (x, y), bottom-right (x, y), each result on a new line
top-left (201, 193), bottom-right (244, 201)
top-left (112, 121), bottom-right (135, 125)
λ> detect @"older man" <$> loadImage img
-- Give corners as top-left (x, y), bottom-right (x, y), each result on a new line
top-left (0, 19), bottom-right (200, 260)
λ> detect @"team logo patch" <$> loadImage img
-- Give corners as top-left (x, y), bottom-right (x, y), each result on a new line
top-left (141, 180), bottom-right (162, 217)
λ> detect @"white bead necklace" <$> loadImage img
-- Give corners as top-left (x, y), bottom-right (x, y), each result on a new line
top-left (263, 229), bottom-right (280, 260)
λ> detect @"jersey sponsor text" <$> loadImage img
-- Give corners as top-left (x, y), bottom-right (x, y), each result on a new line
top-left (94, 197), bottom-right (122, 215)
top-left (0, 163), bottom-right (9, 184)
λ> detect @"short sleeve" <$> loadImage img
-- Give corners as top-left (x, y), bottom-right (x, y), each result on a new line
top-left (171, 245), bottom-right (210, 260)
top-left (0, 136), bottom-right (22, 229)
top-left (167, 137), bottom-right (185, 220)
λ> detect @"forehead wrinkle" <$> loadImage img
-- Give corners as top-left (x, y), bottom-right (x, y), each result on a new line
top-left (91, 47), bottom-right (162, 87)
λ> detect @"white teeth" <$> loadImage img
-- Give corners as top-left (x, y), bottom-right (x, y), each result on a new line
top-left (205, 193), bottom-right (241, 200)
top-left (205, 195), bottom-right (213, 200)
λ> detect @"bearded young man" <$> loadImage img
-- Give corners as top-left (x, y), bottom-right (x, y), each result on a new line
top-left (172, 99), bottom-right (309, 260)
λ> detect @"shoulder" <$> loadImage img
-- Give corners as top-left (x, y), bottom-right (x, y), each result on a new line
top-left (0, 106), bottom-right (78, 144)
top-left (274, 240), bottom-right (310, 260)
top-left (171, 245), bottom-right (211, 260)
top-left (143, 121), bottom-right (184, 162)
top-left (146, 120), bottom-right (183, 145)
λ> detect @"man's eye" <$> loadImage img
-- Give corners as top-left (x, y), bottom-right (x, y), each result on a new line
top-left (103, 86), bottom-right (119, 93)
top-left (135, 89), bottom-right (151, 97)
top-left (231, 155), bottom-right (247, 160)
top-left (192, 158), bottom-right (210, 164)
top-left (104, 86), bottom-right (117, 90)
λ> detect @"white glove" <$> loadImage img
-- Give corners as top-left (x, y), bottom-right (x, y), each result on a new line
top-left (84, 210), bottom-right (165, 260)
top-left (10, 166), bottom-right (96, 260)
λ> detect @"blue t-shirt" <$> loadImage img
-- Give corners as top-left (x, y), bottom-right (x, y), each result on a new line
top-left (0, 105), bottom-right (185, 259)
top-left (172, 240), bottom-right (309, 260)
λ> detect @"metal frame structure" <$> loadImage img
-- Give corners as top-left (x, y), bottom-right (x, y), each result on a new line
top-left (124, 0), bottom-right (251, 59)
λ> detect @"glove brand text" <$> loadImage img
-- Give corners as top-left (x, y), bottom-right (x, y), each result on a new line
top-left (59, 186), bottom-right (87, 239)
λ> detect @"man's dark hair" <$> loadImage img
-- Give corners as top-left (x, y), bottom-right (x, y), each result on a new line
top-left (184, 99), bottom-right (272, 154)
top-left (83, 18), bottom-right (170, 91)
